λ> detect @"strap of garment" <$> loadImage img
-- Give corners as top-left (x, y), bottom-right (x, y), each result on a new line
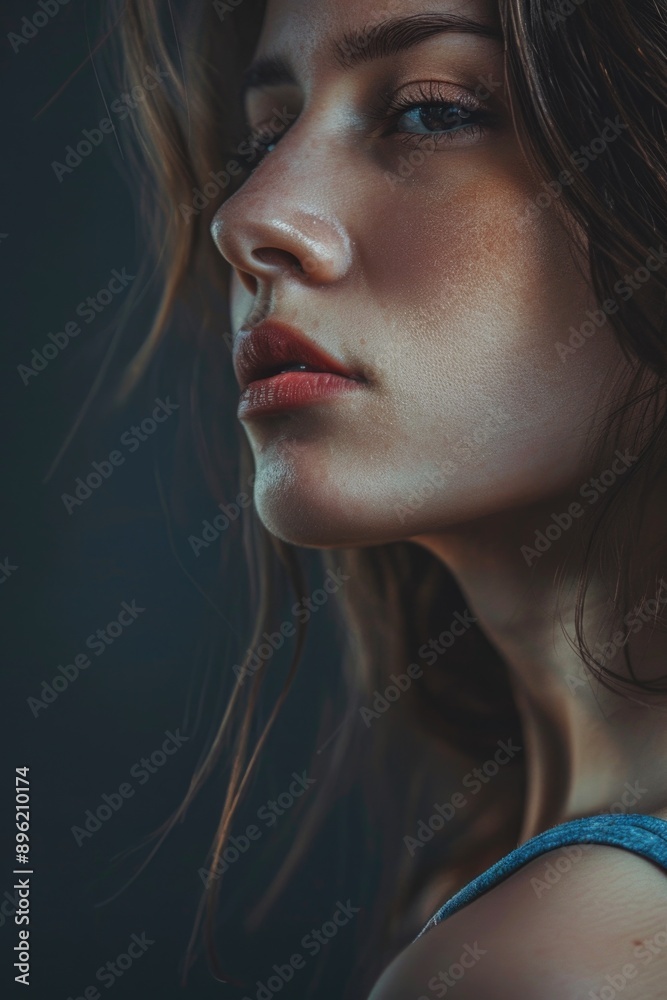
top-left (415, 812), bottom-right (667, 940)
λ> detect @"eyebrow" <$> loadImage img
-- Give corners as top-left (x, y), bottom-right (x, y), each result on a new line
top-left (240, 12), bottom-right (501, 102)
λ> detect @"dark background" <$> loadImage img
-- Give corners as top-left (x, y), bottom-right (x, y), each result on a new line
top-left (0, 2), bottom-right (371, 998)
top-left (0, 3), bottom-right (462, 999)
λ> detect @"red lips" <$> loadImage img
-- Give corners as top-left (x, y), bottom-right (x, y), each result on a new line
top-left (233, 321), bottom-right (364, 418)
top-left (233, 321), bottom-right (357, 388)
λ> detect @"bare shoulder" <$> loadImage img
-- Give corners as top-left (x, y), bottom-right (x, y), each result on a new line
top-left (367, 844), bottom-right (667, 1000)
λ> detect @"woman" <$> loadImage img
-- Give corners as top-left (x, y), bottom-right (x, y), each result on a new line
top-left (114, 0), bottom-right (667, 996)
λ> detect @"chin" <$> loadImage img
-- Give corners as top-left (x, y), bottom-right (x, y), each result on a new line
top-left (249, 450), bottom-right (455, 550)
top-left (252, 465), bottom-right (365, 548)
top-left (249, 440), bottom-right (390, 548)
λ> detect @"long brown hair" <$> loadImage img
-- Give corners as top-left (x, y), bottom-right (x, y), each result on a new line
top-left (106, 0), bottom-right (667, 986)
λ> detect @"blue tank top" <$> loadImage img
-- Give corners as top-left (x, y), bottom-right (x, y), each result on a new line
top-left (416, 812), bottom-right (667, 940)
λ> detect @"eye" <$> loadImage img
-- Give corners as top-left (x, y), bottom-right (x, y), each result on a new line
top-left (246, 126), bottom-right (283, 164)
top-left (370, 80), bottom-right (495, 148)
top-left (241, 88), bottom-right (302, 169)
top-left (252, 129), bottom-right (280, 158)
top-left (234, 120), bottom-right (290, 180)
top-left (396, 103), bottom-right (473, 134)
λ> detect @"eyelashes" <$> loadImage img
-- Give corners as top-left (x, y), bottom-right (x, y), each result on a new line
top-left (365, 79), bottom-right (494, 147)
top-left (242, 78), bottom-right (495, 170)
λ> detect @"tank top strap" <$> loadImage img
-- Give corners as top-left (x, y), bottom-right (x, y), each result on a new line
top-left (416, 812), bottom-right (667, 940)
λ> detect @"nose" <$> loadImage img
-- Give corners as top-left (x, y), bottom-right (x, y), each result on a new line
top-left (210, 152), bottom-right (353, 293)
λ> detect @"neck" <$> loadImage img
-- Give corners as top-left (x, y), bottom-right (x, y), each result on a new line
top-left (414, 510), bottom-right (667, 840)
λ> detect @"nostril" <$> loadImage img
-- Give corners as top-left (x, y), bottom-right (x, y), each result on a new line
top-left (252, 247), bottom-right (305, 274)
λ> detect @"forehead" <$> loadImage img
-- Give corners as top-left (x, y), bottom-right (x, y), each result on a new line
top-left (255, 0), bottom-right (501, 65)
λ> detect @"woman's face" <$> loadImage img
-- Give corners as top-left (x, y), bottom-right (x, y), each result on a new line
top-left (212, 0), bottom-right (632, 548)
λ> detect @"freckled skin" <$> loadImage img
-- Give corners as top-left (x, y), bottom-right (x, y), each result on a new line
top-left (211, 2), bottom-right (667, 995)
top-left (213, 0), bottom-right (633, 549)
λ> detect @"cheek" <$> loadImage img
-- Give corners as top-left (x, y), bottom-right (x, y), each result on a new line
top-left (365, 162), bottom-right (591, 349)
top-left (234, 156), bottom-right (632, 547)
top-left (355, 166), bottom-right (629, 502)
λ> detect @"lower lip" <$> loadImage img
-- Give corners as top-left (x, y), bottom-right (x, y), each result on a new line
top-left (238, 371), bottom-right (362, 418)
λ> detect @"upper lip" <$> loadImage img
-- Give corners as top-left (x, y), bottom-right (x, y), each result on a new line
top-left (233, 321), bottom-right (360, 390)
